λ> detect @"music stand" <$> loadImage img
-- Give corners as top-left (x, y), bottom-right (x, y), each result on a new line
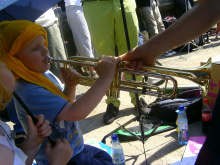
top-left (101, 1), bottom-right (176, 164)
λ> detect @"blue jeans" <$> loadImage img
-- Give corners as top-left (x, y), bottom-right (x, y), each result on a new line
top-left (68, 145), bottom-right (114, 165)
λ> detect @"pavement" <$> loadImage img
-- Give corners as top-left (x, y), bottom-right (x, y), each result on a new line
top-left (7, 35), bottom-right (220, 165)
top-left (76, 35), bottom-right (220, 165)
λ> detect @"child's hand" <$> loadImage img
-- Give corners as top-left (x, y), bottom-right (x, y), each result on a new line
top-left (26, 114), bottom-right (52, 147)
top-left (95, 56), bottom-right (121, 79)
top-left (61, 67), bottom-right (81, 87)
top-left (46, 138), bottom-right (73, 165)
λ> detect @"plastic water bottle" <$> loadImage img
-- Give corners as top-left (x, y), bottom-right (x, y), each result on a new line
top-left (202, 98), bottom-right (212, 135)
top-left (111, 134), bottom-right (125, 165)
top-left (177, 105), bottom-right (189, 145)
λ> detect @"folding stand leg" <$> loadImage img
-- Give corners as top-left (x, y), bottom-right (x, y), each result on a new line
top-left (101, 115), bottom-right (177, 143)
top-left (101, 116), bottom-right (141, 144)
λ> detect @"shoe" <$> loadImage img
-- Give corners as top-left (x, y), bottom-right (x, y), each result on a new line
top-left (163, 50), bottom-right (176, 57)
top-left (103, 103), bottom-right (119, 124)
top-left (171, 50), bottom-right (177, 55)
top-left (135, 98), bottom-right (151, 115)
top-left (163, 50), bottom-right (173, 57)
top-left (14, 132), bottom-right (27, 148)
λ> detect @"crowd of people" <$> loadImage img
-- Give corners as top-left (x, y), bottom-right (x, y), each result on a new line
top-left (0, 0), bottom-right (220, 164)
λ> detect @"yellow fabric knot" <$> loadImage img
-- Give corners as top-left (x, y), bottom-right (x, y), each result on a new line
top-left (0, 20), bottom-right (71, 102)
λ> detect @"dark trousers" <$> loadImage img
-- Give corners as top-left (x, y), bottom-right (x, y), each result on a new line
top-left (68, 145), bottom-right (114, 165)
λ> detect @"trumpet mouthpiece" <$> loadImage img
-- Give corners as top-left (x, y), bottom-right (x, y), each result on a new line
top-left (45, 57), bottom-right (53, 63)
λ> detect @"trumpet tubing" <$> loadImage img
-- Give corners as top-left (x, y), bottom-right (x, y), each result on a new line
top-left (45, 56), bottom-right (211, 98)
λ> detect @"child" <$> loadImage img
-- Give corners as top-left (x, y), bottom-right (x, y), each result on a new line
top-left (0, 61), bottom-right (73, 165)
top-left (0, 20), bottom-right (120, 164)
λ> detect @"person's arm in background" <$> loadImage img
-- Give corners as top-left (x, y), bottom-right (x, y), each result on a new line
top-left (120, 0), bottom-right (220, 67)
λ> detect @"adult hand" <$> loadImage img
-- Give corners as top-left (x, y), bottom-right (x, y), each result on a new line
top-left (120, 45), bottom-right (157, 68)
top-left (25, 114), bottom-right (52, 147)
top-left (46, 138), bottom-right (73, 165)
top-left (61, 67), bottom-right (81, 87)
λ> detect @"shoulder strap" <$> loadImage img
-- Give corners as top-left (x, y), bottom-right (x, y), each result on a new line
top-left (13, 92), bottom-right (56, 146)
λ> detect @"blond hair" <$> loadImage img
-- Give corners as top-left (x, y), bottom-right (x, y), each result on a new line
top-left (0, 74), bottom-right (12, 111)
top-left (0, 35), bottom-right (12, 110)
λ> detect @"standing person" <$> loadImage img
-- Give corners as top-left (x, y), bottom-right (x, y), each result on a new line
top-left (64, 0), bottom-right (96, 76)
top-left (83, 0), bottom-right (148, 124)
top-left (0, 20), bottom-right (120, 164)
top-left (35, 8), bottom-right (67, 82)
top-left (136, 0), bottom-right (176, 56)
top-left (120, 1), bottom-right (220, 163)
top-left (0, 61), bottom-right (73, 165)
top-left (136, 0), bottom-right (165, 39)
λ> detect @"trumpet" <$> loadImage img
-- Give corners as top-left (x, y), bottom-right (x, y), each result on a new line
top-left (45, 56), bottom-right (211, 99)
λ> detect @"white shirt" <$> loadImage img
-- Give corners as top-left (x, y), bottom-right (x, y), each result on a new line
top-left (64, 0), bottom-right (81, 7)
top-left (0, 120), bottom-right (27, 165)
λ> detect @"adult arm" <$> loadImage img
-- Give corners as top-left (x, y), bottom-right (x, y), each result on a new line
top-left (121, 0), bottom-right (220, 65)
top-left (46, 138), bottom-right (73, 165)
top-left (20, 115), bottom-right (51, 165)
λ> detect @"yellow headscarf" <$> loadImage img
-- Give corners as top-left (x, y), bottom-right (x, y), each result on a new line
top-left (0, 20), bottom-right (71, 102)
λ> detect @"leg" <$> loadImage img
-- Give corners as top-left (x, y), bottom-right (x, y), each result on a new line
top-left (114, 0), bottom-right (147, 113)
top-left (84, 1), bottom-right (121, 124)
top-left (114, 0), bottom-right (139, 54)
top-left (66, 6), bottom-right (94, 58)
top-left (138, 6), bottom-right (158, 38)
top-left (83, 2), bottom-right (116, 56)
top-left (69, 145), bottom-right (114, 165)
top-left (152, 2), bottom-right (165, 34)
top-left (45, 22), bottom-right (67, 83)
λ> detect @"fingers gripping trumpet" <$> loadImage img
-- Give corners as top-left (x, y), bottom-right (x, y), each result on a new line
top-left (45, 56), bottom-right (211, 99)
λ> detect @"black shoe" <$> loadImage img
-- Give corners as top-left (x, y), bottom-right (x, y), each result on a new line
top-left (135, 98), bottom-right (151, 115)
top-left (103, 103), bottom-right (119, 124)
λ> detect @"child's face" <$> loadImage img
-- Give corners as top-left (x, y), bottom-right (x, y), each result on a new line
top-left (14, 35), bottom-right (50, 73)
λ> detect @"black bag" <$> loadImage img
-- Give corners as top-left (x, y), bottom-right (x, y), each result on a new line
top-left (147, 91), bottom-right (203, 124)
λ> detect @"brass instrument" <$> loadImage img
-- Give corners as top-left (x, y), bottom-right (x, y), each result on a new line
top-left (45, 56), bottom-right (211, 98)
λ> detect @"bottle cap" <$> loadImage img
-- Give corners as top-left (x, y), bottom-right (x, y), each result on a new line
top-left (203, 98), bottom-right (209, 104)
top-left (179, 105), bottom-right (185, 111)
top-left (111, 134), bottom-right (118, 141)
